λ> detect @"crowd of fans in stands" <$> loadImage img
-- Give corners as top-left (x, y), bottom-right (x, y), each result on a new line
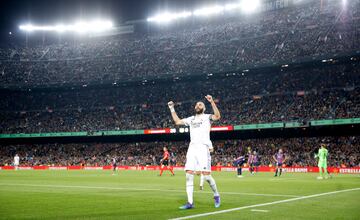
top-left (0, 62), bottom-right (358, 133)
top-left (1, 136), bottom-right (359, 168)
top-left (0, 0), bottom-right (358, 86)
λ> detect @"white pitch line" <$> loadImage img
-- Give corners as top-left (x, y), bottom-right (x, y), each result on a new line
top-left (251, 209), bottom-right (269, 212)
top-left (0, 183), bottom-right (300, 198)
top-left (269, 178), bottom-right (298, 182)
top-left (169, 187), bottom-right (360, 220)
top-left (220, 191), bottom-right (300, 198)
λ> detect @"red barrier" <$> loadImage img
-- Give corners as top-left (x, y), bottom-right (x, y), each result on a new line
top-left (1, 166), bottom-right (359, 173)
top-left (1, 166), bottom-right (15, 170)
top-left (67, 166), bottom-right (82, 170)
top-left (33, 166), bottom-right (48, 170)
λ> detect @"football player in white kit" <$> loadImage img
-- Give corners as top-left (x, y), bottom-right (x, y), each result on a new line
top-left (168, 95), bottom-right (220, 209)
top-left (14, 154), bottom-right (20, 170)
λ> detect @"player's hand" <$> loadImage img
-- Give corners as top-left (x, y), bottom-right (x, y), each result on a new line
top-left (205, 95), bottom-right (214, 103)
top-left (168, 101), bottom-right (175, 109)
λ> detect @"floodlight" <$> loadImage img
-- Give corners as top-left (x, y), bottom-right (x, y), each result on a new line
top-left (147, 11), bottom-right (192, 23)
top-left (240, 0), bottom-right (261, 13)
top-left (193, 5), bottom-right (225, 16)
top-left (19, 20), bottom-right (113, 33)
top-left (224, 3), bottom-right (241, 11)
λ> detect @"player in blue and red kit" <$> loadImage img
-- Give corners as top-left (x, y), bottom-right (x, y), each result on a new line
top-left (273, 148), bottom-right (287, 177)
top-left (234, 155), bottom-right (246, 178)
top-left (252, 151), bottom-right (259, 173)
top-left (247, 150), bottom-right (255, 174)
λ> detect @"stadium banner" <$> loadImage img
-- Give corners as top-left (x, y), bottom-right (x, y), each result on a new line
top-left (144, 128), bottom-right (174, 134)
top-left (284, 122), bottom-right (303, 128)
top-left (48, 166), bottom-right (67, 170)
top-left (1, 118), bottom-right (360, 139)
top-left (18, 166), bottom-right (33, 170)
top-left (67, 166), bottom-right (83, 170)
top-left (83, 166), bottom-right (103, 170)
top-left (92, 130), bottom-right (144, 136)
top-left (234, 122), bottom-right (284, 130)
top-left (33, 166), bottom-right (48, 170)
top-left (210, 126), bottom-right (234, 132)
top-left (310, 118), bottom-right (360, 126)
top-left (1, 166), bottom-right (359, 173)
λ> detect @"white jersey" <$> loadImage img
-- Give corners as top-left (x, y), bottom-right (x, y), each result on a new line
top-left (14, 156), bottom-right (20, 165)
top-left (183, 113), bottom-right (213, 147)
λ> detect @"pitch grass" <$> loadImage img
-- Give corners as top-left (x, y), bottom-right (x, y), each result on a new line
top-left (0, 170), bottom-right (359, 220)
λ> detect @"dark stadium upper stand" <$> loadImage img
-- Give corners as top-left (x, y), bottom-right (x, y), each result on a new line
top-left (0, 0), bottom-right (359, 87)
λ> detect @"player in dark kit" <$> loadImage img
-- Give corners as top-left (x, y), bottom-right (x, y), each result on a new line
top-left (273, 148), bottom-right (287, 177)
top-left (112, 157), bottom-right (117, 175)
top-left (234, 155), bottom-right (246, 178)
top-left (159, 147), bottom-right (175, 176)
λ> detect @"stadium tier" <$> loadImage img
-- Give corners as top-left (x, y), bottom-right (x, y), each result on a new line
top-left (0, 62), bottom-right (359, 133)
top-left (0, 0), bottom-right (359, 87)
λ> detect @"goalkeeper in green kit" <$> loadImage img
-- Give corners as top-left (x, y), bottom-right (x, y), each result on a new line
top-left (315, 144), bottom-right (331, 179)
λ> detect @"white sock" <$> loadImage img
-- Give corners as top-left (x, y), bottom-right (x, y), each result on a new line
top-left (200, 174), bottom-right (204, 187)
top-left (186, 173), bottom-right (194, 204)
top-left (204, 175), bottom-right (219, 196)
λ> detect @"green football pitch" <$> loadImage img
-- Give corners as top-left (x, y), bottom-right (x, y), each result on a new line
top-left (0, 170), bottom-right (359, 220)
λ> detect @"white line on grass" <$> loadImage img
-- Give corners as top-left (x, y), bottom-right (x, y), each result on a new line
top-left (251, 209), bottom-right (269, 212)
top-left (169, 187), bottom-right (360, 220)
top-left (0, 183), bottom-right (300, 198)
top-left (269, 178), bottom-right (298, 181)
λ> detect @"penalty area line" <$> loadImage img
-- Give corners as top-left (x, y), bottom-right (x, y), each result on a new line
top-left (169, 187), bottom-right (360, 220)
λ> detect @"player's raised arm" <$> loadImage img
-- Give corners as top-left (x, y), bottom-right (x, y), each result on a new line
top-left (168, 101), bottom-right (185, 125)
top-left (205, 95), bottom-right (221, 121)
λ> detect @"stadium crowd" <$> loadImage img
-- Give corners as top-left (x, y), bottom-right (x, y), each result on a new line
top-left (0, 62), bottom-right (359, 133)
top-left (0, 0), bottom-right (359, 86)
top-left (0, 136), bottom-right (359, 168)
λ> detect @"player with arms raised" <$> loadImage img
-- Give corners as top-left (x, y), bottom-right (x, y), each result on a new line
top-left (168, 95), bottom-right (221, 209)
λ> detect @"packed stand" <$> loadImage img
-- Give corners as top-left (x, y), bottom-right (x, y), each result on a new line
top-left (0, 0), bottom-right (359, 86)
top-left (0, 62), bottom-right (359, 133)
top-left (0, 136), bottom-right (359, 168)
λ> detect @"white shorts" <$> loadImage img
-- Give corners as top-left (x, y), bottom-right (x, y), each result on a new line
top-left (184, 143), bottom-right (211, 172)
top-left (14, 162), bottom-right (19, 166)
